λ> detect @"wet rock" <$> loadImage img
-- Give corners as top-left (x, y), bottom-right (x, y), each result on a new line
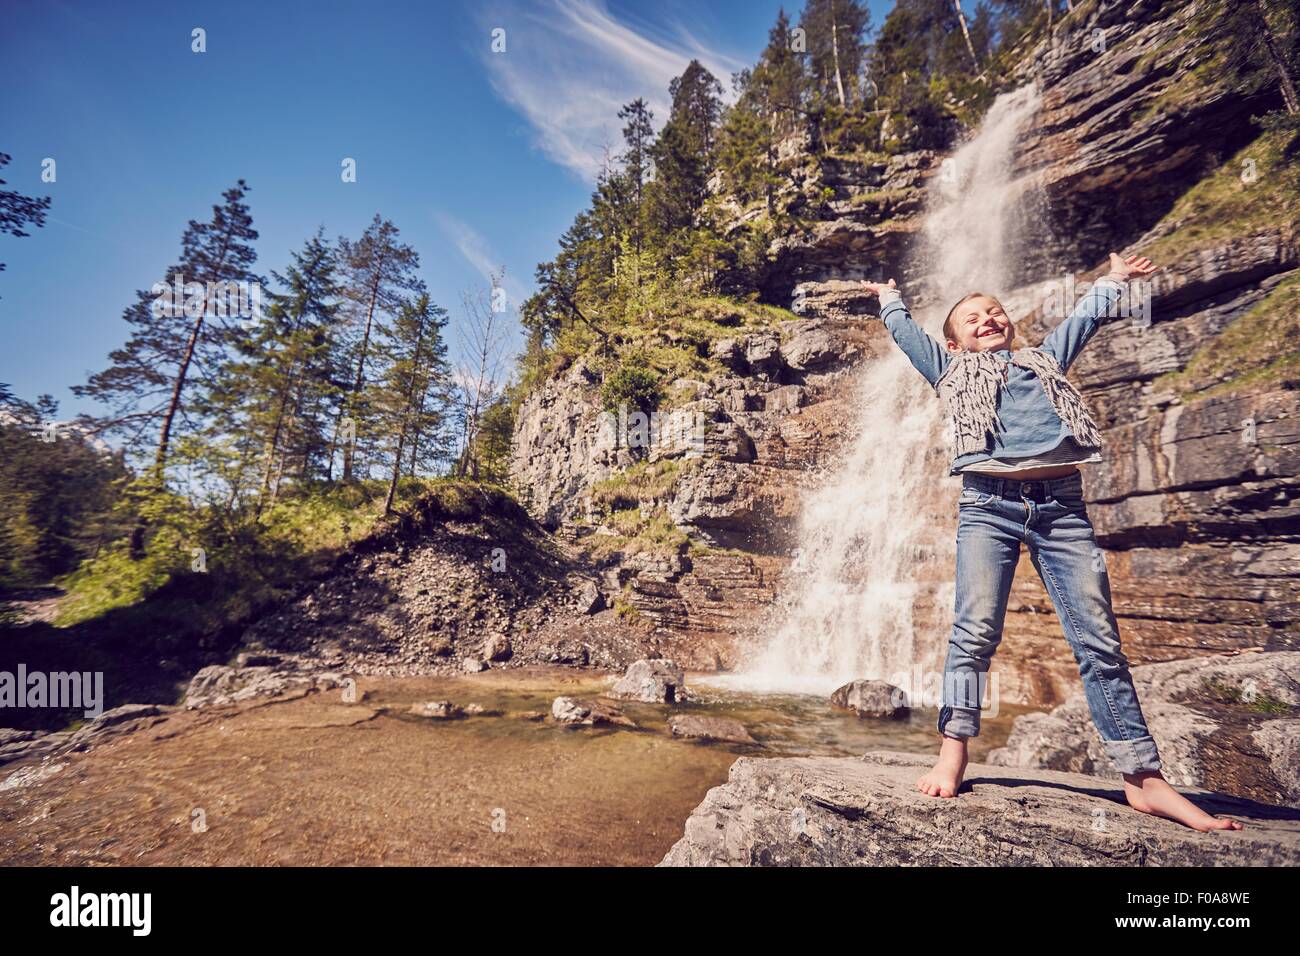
top-left (0, 729), bottom-right (37, 747)
top-left (668, 715), bottom-right (757, 745)
top-left (607, 659), bottom-right (688, 703)
top-left (409, 700), bottom-right (463, 719)
top-left (0, 761), bottom-right (66, 792)
top-left (659, 751), bottom-right (1300, 866)
top-left (2, 705), bottom-right (172, 765)
top-left (831, 680), bottom-right (909, 719)
top-left (0, 730), bottom-right (67, 767)
top-left (183, 664), bottom-right (347, 710)
top-left (550, 696), bottom-right (636, 728)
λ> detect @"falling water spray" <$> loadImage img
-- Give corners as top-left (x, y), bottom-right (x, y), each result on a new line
top-left (725, 85), bottom-right (1043, 695)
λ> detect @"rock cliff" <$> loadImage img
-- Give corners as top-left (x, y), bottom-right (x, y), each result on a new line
top-left (508, 0), bottom-right (1299, 704)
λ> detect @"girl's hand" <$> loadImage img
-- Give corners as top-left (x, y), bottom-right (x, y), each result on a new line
top-left (861, 278), bottom-right (898, 297)
top-left (1106, 252), bottom-right (1157, 280)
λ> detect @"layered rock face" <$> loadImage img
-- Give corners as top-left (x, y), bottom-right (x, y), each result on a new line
top-left (1009, 0), bottom-right (1279, 280)
top-left (510, 312), bottom-right (887, 662)
top-left (510, 0), bottom-right (1298, 703)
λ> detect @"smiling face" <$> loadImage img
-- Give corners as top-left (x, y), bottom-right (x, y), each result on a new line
top-left (943, 293), bottom-right (1015, 353)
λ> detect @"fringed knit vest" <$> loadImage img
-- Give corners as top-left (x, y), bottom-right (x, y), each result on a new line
top-left (934, 347), bottom-right (1103, 458)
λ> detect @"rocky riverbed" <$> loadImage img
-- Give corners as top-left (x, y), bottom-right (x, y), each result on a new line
top-left (0, 667), bottom-right (1020, 866)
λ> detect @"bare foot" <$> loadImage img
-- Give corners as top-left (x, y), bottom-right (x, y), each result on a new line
top-left (1123, 771), bottom-right (1245, 832)
top-left (916, 735), bottom-right (968, 798)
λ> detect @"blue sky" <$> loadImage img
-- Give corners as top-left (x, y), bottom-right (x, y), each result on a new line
top-left (1, 0), bottom-right (897, 416)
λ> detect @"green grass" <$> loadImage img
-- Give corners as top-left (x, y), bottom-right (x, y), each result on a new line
top-left (1144, 129), bottom-right (1300, 264)
top-left (590, 459), bottom-right (683, 512)
top-left (579, 508), bottom-right (690, 559)
top-left (56, 477), bottom-right (470, 627)
top-left (1200, 678), bottom-right (1295, 716)
top-left (522, 289), bottom-right (802, 401)
top-left (1154, 271), bottom-right (1300, 402)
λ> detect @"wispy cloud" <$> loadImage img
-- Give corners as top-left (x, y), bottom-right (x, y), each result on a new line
top-left (433, 210), bottom-right (530, 309)
top-left (476, 0), bottom-right (745, 180)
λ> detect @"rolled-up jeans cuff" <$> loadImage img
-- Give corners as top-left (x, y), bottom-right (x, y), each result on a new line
top-left (1104, 735), bottom-right (1162, 774)
top-left (938, 704), bottom-right (980, 739)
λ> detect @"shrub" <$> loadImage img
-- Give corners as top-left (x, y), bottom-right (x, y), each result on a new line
top-left (601, 357), bottom-right (664, 414)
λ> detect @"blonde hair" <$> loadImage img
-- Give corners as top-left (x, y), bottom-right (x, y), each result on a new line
top-left (943, 292), bottom-right (1005, 343)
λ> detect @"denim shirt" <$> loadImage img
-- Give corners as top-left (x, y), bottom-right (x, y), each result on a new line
top-left (880, 278), bottom-right (1123, 474)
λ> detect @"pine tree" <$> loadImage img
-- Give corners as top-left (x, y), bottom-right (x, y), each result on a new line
top-left (470, 396), bottom-right (514, 485)
top-left (203, 228), bottom-right (343, 513)
top-left (331, 215), bottom-right (423, 481)
top-left (800, 0), bottom-right (872, 109)
top-left (0, 151), bottom-right (52, 279)
top-left (0, 389), bottom-right (128, 585)
top-left (74, 181), bottom-right (259, 555)
top-left (617, 99), bottom-right (655, 262)
top-left (647, 60), bottom-right (724, 248)
top-left (370, 291), bottom-right (452, 513)
top-left (521, 211), bottom-right (608, 361)
top-left (719, 9), bottom-right (809, 212)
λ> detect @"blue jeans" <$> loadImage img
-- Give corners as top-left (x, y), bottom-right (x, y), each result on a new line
top-left (938, 469), bottom-right (1162, 775)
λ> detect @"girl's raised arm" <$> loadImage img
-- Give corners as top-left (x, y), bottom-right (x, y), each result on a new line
top-left (1041, 253), bottom-right (1157, 371)
top-left (863, 279), bottom-right (951, 386)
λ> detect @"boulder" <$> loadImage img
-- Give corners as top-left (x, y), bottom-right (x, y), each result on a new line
top-left (988, 652), bottom-right (1300, 806)
top-left (668, 715), bottom-right (757, 745)
top-left (831, 679), bottom-right (909, 719)
top-left (550, 696), bottom-right (636, 728)
top-left (573, 578), bottom-right (605, 615)
top-left (482, 634), bottom-right (512, 662)
top-left (659, 751), bottom-right (1300, 866)
top-left (607, 659), bottom-right (688, 703)
top-left (183, 664), bottom-right (347, 710)
top-left (409, 700), bottom-right (463, 719)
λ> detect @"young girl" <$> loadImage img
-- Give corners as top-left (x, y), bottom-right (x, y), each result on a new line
top-left (861, 253), bottom-right (1243, 832)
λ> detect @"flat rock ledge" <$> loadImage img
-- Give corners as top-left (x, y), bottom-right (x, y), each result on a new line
top-left (659, 751), bottom-right (1300, 867)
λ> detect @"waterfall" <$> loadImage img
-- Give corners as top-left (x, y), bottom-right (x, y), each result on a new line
top-left (724, 85), bottom-right (1042, 695)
